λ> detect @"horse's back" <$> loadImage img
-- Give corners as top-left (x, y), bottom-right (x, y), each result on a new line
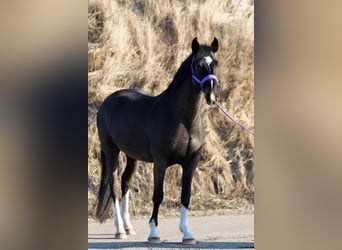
top-left (98, 88), bottom-right (153, 116)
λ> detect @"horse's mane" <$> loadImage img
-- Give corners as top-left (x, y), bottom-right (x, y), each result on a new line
top-left (166, 53), bottom-right (193, 90)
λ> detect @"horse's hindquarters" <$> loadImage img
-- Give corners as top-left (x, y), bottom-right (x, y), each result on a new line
top-left (101, 90), bottom-right (155, 162)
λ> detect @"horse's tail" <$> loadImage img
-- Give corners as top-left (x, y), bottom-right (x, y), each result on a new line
top-left (95, 149), bottom-right (112, 223)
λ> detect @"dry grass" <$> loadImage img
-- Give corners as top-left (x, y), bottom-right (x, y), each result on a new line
top-left (88, 0), bottom-right (254, 220)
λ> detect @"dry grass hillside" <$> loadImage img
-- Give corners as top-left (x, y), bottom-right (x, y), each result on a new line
top-left (88, 0), bottom-right (254, 220)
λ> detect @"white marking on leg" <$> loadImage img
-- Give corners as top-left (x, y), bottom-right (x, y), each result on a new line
top-left (179, 205), bottom-right (194, 240)
top-left (121, 191), bottom-right (134, 231)
top-left (148, 219), bottom-right (160, 239)
top-left (114, 198), bottom-right (125, 235)
top-left (204, 56), bottom-right (213, 67)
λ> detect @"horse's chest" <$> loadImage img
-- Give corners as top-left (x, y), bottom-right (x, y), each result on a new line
top-left (167, 124), bottom-right (203, 160)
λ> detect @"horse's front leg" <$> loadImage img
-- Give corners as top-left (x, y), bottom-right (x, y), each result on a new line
top-left (148, 156), bottom-right (167, 243)
top-left (179, 151), bottom-right (201, 244)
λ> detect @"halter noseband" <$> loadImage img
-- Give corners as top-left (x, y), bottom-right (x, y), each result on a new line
top-left (191, 56), bottom-right (219, 89)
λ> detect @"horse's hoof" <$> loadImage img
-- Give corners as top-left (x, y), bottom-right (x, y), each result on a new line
top-left (125, 228), bottom-right (136, 235)
top-left (148, 237), bottom-right (161, 244)
top-left (182, 238), bottom-right (197, 245)
top-left (114, 232), bottom-right (127, 239)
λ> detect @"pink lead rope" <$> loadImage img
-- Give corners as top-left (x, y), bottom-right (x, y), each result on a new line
top-left (191, 55), bottom-right (254, 136)
top-left (216, 102), bottom-right (254, 136)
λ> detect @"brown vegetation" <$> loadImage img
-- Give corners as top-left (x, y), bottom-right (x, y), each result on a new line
top-left (88, 0), bottom-right (254, 220)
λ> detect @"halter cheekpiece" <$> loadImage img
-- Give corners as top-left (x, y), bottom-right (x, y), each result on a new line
top-left (191, 56), bottom-right (219, 89)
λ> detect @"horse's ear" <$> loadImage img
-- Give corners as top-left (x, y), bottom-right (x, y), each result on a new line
top-left (211, 37), bottom-right (219, 52)
top-left (192, 37), bottom-right (200, 53)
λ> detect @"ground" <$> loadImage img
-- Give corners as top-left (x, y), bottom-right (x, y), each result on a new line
top-left (88, 214), bottom-right (254, 249)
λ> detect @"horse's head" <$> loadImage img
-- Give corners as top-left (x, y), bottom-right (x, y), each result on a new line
top-left (191, 37), bottom-right (219, 105)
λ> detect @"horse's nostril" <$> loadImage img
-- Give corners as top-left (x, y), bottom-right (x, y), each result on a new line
top-left (207, 96), bottom-right (216, 106)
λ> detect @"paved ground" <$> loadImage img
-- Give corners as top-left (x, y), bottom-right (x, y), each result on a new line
top-left (88, 214), bottom-right (254, 249)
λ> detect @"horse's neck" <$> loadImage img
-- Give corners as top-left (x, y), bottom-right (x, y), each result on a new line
top-left (162, 54), bottom-right (203, 126)
top-left (170, 75), bottom-right (203, 127)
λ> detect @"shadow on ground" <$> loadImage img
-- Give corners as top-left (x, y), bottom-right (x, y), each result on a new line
top-left (88, 235), bottom-right (254, 249)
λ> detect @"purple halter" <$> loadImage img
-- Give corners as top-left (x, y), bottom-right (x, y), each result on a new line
top-left (191, 56), bottom-right (219, 89)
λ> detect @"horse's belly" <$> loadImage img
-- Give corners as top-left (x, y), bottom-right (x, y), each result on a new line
top-left (123, 149), bottom-right (154, 163)
top-left (112, 125), bottom-right (154, 162)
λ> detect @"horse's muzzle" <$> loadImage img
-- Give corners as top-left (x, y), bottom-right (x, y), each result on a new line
top-left (205, 92), bottom-right (218, 106)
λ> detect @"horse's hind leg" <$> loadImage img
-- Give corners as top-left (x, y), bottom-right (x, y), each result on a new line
top-left (102, 145), bottom-right (127, 239)
top-left (121, 156), bottom-right (138, 235)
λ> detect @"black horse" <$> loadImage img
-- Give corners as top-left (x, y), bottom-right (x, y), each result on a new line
top-left (95, 37), bottom-right (219, 244)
